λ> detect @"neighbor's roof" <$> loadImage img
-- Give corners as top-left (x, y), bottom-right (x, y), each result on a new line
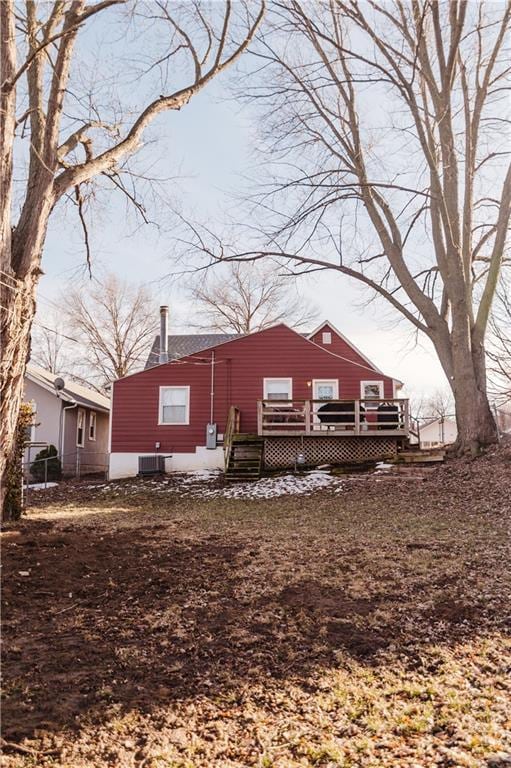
top-left (25, 364), bottom-right (110, 412)
top-left (145, 333), bottom-right (242, 369)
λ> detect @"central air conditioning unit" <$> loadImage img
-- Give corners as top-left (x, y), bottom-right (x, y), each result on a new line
top-left (138, 455), bottom-right (166, 476)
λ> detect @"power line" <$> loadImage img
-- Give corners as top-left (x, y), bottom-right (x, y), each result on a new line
top-left (33, 321), bottom-right (80, 346)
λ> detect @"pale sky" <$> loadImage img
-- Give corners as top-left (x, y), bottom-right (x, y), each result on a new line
top-left (37, 32), bottom-right (449, 401)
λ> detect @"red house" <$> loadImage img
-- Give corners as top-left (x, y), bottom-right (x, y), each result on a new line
top-left (109, 311), bottom-right (408, 479)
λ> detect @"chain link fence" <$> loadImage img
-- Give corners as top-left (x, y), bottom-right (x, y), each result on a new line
top-left (23, 451), bottom-right (109, 505)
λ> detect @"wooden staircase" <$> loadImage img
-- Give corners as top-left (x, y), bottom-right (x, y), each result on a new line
top-left (226, 434), bottom-right (264, 480)
top-left (224, 406), bottom-right (263, 480)
top-left (396, 447), bottom-right (446, 464)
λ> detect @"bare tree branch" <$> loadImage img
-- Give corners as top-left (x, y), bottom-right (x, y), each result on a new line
top-left (188, 0), bottom-right (510, 452)
top-left (188, 261), bottom-right (319, 334)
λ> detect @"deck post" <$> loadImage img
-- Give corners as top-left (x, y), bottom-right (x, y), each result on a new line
top-left (354, 400), bottom-right (360, 435)
top-left (304, 400), bottom-right (311, 434)
top-left (403, 399), bottom-right (409, 431)
top-left (257, 400), bottom-right (263, 436)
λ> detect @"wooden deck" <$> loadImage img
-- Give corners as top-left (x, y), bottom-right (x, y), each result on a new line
top-left (223, 401), bottom-right (410, 475)
top-left (256, 398), bottom-right (410, 438)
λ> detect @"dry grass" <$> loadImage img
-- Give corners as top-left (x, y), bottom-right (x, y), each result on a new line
top-left (1, 444), bottom-right (511, 767)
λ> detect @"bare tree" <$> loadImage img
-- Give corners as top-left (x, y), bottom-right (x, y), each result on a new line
top-left (62, 274), bottom-right (157, 389)
top-left (422, 388), bottom-right (455, 421)
top-left (190, 1), bottom-right (510, 455)
top-left (189, 261), bottom-right (318, 333)
top-left (487, 278), bottom-right (511, 406)
top-left (30, 310), bottom-right (72, 374)
top-left (0, 0), bottom-right (265, 514)
top-left (408, 387), bottom-right (453, 422)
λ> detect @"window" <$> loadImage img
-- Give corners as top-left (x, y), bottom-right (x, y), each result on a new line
top-left (159, 386), bottom-right (190, 425)
top-left (322, 331), bottom-right (332, 344)
top-left (263, 378), bottom-right (293, 402)
top-left (360, 380), bottom-right (384, 406)
top-left (313, 380), bottom-right (338, 400)
top-left (89, 411), bottom-right (97, 441)
top-left (76, 408), bottom-right (85, 447)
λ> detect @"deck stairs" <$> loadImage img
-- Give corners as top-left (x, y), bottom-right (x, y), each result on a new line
top-left (225, 434), bottom-right (264, 480)
top-left (223, 405), bottom-right (264, 480)
top-left (396, 447), bottom-right (446, 464)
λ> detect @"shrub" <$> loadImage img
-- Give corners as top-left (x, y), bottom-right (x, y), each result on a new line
top-left (30, 445), bottom-right (62, 482)
top-left (2, 403), bottom-right (34, 521)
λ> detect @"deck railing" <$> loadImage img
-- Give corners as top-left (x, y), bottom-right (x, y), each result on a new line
top-left (257, 398), bottom-right (409, 437)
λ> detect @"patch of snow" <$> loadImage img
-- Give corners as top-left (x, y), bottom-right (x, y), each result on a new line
top-left (26, 482), bottom-right (58, 490)
top-left (100, 469), bottom-right (344, 500)
top-left (198, 471), bottom-right (342, 500)
top-left (375, 462), bottom-right (394, 470)
top-left (180, 469), bottom-right (221, 484)
top-left (374, 462), bottom-right (394, 474)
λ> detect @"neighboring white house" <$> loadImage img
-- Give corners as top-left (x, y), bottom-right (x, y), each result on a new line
top-left (419, 406), bottom-right (511, 448)
top-left (24, 365), bottom-right (110, 477)
top-left (495, 404), bottom-right (511, 435)
top-left (419, 417), bottom-right (457, 449)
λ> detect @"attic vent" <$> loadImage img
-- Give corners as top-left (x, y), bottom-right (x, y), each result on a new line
top-left (138, 455), bottom-right (165, 475)
top-left (322, 332), bottom-right (332, 344)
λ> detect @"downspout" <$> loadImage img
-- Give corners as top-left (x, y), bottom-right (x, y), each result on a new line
top-left (210, 351), bottom-right (215, 424)
top-left (107, 383), bottom-right (114, 479)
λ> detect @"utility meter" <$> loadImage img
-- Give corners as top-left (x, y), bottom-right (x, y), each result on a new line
top-left (206, 423), bottom-right (217, 449)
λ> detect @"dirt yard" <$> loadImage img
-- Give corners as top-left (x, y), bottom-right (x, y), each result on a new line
top-left (2, 445), bottom-right (511, 767)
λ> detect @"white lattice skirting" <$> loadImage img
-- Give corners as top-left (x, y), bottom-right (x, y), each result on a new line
top-left (263, 437), bottom-right (398, 468)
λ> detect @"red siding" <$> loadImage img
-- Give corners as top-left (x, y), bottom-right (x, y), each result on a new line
top-left (111, 324), bottom-right (396, 453)
top-left (308, 322), bottom-right (378, 368)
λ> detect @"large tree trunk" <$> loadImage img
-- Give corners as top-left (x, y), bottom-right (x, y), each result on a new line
top-left (433, 312), bottom-right (498, 456)
top-left (1, 272), bottom-right (38, 518)
top-left (451, 364), bottom-right (498, 456)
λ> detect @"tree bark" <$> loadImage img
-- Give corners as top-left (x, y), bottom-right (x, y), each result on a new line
top-left (1, 272), bottom-right (39, 516)
top-left (432, 312), bottom-right (498, 455)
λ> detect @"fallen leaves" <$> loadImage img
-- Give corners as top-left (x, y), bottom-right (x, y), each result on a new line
top-left (1, 441), bottom-right (511, 766)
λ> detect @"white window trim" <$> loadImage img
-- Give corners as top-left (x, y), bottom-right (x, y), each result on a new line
top-left (322, 331), bottom-right (332, 344)
top-left (312, 379), bottom-right (339, 401)
top-left (158, 385), bottom-right (190, 425)
top-left (360, 380), bottom-right (384, 402)
top-left (263, 377), bottom-right (293, 405)
top-left (89, 411), bottom-right (97, 441)
top-left (76, 408), bottom-right (85, 448)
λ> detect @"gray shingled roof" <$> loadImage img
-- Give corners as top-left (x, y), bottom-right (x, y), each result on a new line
top-left (145, 333), bottom-right (242, 369)
top-left (26, 365), bottom-right (110, 412)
